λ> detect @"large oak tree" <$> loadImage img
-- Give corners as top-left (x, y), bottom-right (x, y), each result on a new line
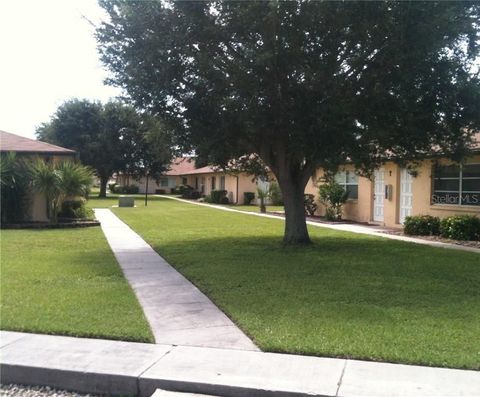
top-left (37, 99), bottom-right (172, 197)
top-left (97, 1), bottom-right (480, 244)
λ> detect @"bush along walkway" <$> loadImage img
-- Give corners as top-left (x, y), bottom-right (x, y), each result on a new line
top-left (94, 209), bottom-right (258, 351)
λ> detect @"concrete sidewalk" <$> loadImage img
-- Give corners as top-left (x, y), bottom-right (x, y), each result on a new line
top-left (1, 331), bottom-right (479, 397)
top-left (159, 196), bottom-right (479, 254)
top-left (94, 209), bottom-right (257, 351)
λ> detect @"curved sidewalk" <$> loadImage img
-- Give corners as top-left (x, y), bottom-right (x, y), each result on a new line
top-left (94, 208), bottom-right (258, 351)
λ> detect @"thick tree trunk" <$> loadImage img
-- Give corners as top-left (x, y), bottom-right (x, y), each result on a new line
top-left (99, 175), bottom-right (108, 198)
top-left (278, 177), bottom-right (310, 245)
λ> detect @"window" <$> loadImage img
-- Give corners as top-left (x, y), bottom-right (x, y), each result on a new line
top-left (220, 175), bottom-right (225, 190)
top-left (160, 178), bottom-right (169, 187)
top-left (432, 164), bottom-right (480, 206)
top-left (195, 177), bottom-right (199, 190)
top-left (334, 171), bottom-right (358, 199)
top-left (211, 176), bottom-right (216, 190)
top-left (182, 177), bottom-right (188, 185)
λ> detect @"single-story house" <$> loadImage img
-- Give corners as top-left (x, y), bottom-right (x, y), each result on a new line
top-left (0, 130), bottom-right (76, 222)
top-left (178, 165), bottom-right (257, 204)
top-left (306, 134), bottom-right (480, 228)
top-left (117, 157), bottom-right (258, 204)
top-left (116, 157), bottom-right (197, 194)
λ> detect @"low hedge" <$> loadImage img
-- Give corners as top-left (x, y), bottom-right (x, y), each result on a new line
top-left (111, 185), bottom-right (139, 194)
top-left (403, 215), bottom-right (440, 236)
top-left (59, 200), bottom-right (94, 219)
top-left (440, 215), bottom-right (480, 241)
top-left (210, 190), bottom-right (228, 204)
top-left (244, 192), bottom-right (255, 205)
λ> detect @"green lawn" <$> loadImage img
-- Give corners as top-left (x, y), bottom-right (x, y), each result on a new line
top-left (111, 197), bottom-right (480, 369)
top-left (0, 227), bottom-right (154, 343)
top-left (220, 204), bottom-right (284, 213)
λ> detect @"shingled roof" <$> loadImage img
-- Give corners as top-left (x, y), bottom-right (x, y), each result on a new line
top-left (0, 130), bottom-right (75, 155)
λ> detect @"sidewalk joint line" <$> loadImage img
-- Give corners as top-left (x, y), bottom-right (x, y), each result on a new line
top-left (335, 360), bottom-right (348, 397)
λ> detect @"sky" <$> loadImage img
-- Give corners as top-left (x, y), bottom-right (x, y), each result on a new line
top-left (0, 0), bottom-right (121, 139)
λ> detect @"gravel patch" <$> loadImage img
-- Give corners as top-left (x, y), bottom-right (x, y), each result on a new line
top-left (0, 384), bottom-right (102, 397)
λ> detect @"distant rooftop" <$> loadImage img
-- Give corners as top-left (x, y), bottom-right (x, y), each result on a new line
top-left (164, 157), bottom-right (217, 176)
top-left (0, 130), bottom-right (75, 155)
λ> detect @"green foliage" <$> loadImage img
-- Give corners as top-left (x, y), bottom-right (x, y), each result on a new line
top-left (97, 1), bottom-right (480, 244)
top-left (319, 180), bottom-right (348, 220)
top-left (210, 189), bottom-right (228, 204)
top-left (440, 215), bottom-right (480, 241)
top-left (0, 152), bottom-right (32, 223)
top-left (36, 99), bottom-right (173, 197)
top-left (58, 200), bottom-right (94, 220)
top-left (404, 215), bottom-right (441, 236)
top-left (111, 185), bottom-right (139, 194)
top-left (268, 181), bottom-right (283, 205)
top-left (256, 186), bottom-right (268, 213)
top-left (304, 194), bottom-right (318, 217)
top-left (244, 192), bottom-right (255, 205)
top-left (108, 182), bottom-right (117, 192)
top-left (178, 184), bottom-right (194, 198)
top-left (30, 160), bottom-right (94, 223)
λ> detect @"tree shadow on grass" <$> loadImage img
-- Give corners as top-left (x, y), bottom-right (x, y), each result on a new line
top-left (149, 233), bottom-right (480, 312)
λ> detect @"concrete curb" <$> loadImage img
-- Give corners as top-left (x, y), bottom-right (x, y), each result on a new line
top-left (157, 195), bottom-right (480, 254)
top-left (1, 331), bottom-right (479, 397)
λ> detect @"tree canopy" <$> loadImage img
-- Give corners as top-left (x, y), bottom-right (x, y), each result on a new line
top-left (37, 99), bottom-right (173, 197)
top-left (96, 0), bottom-right (480, 244)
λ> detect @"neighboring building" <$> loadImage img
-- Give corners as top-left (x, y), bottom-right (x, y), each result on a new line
top-left (0, 130), bottom-right (76, 222)
top-left (178, 165), bottom-right (257, 204)
top-left (306, 134), bottom-right (480, 228)
top-left (117, 157), bottom-right (198, 194)
top-left (117, 157), bottom-right (258, 204)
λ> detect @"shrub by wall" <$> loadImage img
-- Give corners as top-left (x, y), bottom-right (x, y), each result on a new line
top-left (58, 200), bottom-right (94, 219)
top-left (403, 215), bottom-right (440, 236)
top-left (210, 190), bottom-right (228, 204)
top-left (244, 192), bottom-right (255, 205)
top-left (269, 182), bottom-right (283, 205)
top-left (304, 194), bottom-right (317, 216)
top-left (112, 185), bottom-right (139, 194)
top-left (440, 215), bottom-right (480, 241)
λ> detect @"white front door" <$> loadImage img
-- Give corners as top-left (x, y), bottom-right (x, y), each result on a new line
top-left (399, 168), bottom-right (413, 224)
top-left (373, 169), bottom-right (385, 222)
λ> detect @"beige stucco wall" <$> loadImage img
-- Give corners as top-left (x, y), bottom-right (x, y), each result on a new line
top-left (411, 155), bottom-right (480, 220)
top-left (307, 165), bottom-right (372, 223)
top-left (177, 172), bottom-right (257, 204)
top-left (116, 175), bottom-right (177, 194)
top-left (308, 155), bottom-right (479, 228)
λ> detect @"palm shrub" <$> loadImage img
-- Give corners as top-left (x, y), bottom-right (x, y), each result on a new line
top-left (0, 152), bottom-right (32, 223)
top-left (30, 160), bottom-right (94, 223)
top-left (256, 186), bottom-right (268, 213)
top-left (319, 179), bottom-right (348, 220)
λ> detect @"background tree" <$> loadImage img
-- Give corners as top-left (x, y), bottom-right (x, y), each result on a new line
top-left (97, 1), bottom-right (480, 244)
top-left (37, 99), bottom-right (173, 197)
